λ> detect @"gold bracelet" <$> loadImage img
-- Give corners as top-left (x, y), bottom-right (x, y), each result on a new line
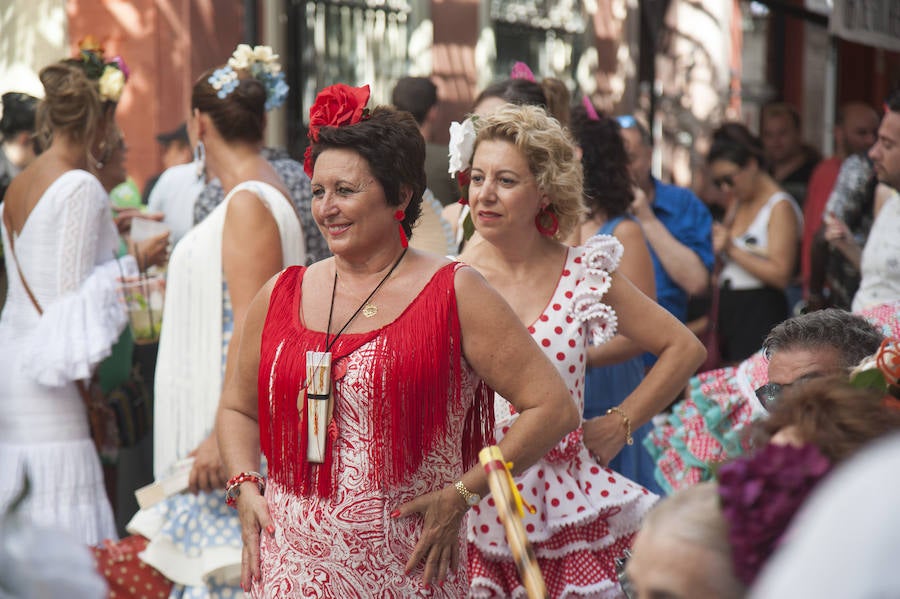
top-left (606, 406), bottom-right (634, 445)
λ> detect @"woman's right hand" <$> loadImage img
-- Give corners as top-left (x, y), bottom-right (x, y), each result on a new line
top-left (712, 222), bottom-right (731, 256)
top-left (130, 230), bottom-right (170, 269)
top-left (236, 489), bottom-right (275, 593)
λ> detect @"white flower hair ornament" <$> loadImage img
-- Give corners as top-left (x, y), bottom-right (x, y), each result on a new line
top-left (568, 234), bottom-right (624, 345)
top-left (209, 44), bottom-right (289, 111)
top-left (448, 117), bottom-right (477, 176)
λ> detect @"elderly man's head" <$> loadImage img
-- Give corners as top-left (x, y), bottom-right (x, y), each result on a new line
top-left (756, 309), bottom-right (884, 408)
top-left (626, 482), bottom-right (744, 599)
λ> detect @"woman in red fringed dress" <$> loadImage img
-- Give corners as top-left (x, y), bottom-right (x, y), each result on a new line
top-left (216, 85), bottom-right (581, 598)
top-left (456, 104), bottom-right (706, 597)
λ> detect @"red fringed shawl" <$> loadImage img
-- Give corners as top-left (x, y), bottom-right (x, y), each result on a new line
top-left (258, 262), bottom-right (494, 497)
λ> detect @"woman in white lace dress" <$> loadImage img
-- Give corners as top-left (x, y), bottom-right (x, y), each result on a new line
top-left (0, 57), bottom-right (167, 544)
top-left (125, 46), bottom-right (304, 599)
top-left (456, 105), bottom-right (706, 597)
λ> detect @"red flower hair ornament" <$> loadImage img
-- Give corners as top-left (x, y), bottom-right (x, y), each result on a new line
top-left (850, 338), bottom-right (900, 406)
top-left (303, 83), bottom-right (371, 177)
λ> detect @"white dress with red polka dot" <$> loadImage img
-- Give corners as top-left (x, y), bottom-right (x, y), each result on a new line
top-left (467, 236), bottom-right (659, 598)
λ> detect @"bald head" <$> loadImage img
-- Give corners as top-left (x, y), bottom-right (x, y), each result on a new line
top-left (837, 102), bottom-right (879, 156)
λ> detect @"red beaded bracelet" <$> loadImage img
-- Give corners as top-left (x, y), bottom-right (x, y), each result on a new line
top-left (224, 471), bottom-right (266, 508)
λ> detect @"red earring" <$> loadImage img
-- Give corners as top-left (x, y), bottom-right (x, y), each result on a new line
top-left (535, 206), bottom-right (559, 237)
top-left (394, 210), bottom-right (408, 248)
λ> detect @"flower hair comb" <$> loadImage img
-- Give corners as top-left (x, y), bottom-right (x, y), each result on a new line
top-left (718, 442), bottom-right (831, 586)
top-left (850, 339), bottom-right (900, 405)
top-left (73, 36), bottom-right (129, 103)
top-left (510, 61), bottom-right (536, 82)
top-left (208, 44), bottom-right (289, 111)
top-left (302, 83), bottom-right (371, 177)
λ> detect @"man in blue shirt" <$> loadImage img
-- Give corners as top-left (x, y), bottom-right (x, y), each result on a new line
top-left (618, 116), bottom-right (714, 363)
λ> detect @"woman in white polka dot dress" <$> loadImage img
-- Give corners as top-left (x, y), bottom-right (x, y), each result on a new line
top-left (457, 105), bottom-right (706, 597)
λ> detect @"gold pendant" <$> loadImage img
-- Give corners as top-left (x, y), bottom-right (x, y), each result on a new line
top-left (362, 303), bottom-right (378, 318)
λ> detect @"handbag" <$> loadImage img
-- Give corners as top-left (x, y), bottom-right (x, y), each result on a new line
top-left (3, 214), bottom-right (150, 460)
top-left (91, 535), bottom-right (173, 599)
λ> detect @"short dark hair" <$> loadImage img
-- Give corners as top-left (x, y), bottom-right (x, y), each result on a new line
top-left (474, 77), bottom-right (570, 125)
top-left (570, 106), bottom-right (634, 219)
top-left (391, 77), bottom-right (437, 125)
top-left (762, 102), bottom-right (801, 130)
top-left (763, 309), bottom-right (884, 369)
top-left (310, 107), bottom-right (424, 238)
top-left (191, 67), bottom-right (266, 143)
top-left (0, 92), bottom-right (38, 138)
top-left (886, 89), bottom-right (900, 113)
top-left (707, 122), bottom-right (767, 169)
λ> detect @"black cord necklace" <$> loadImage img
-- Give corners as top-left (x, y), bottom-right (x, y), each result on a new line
top-left (324, 247), bottom-right (408, 353)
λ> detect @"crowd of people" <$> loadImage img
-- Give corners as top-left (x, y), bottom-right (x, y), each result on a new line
top-left (0, 36), bottom-right (899, 599)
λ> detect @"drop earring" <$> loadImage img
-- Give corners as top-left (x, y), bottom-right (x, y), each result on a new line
top-left (535, 205), bottom-right (559, 237)
top-left (394, 210), bottom-right (408, 248)
top-left (194, 141), bottom-right (206, 179)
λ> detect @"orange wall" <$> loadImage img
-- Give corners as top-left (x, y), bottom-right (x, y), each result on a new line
top-left (67, 0), bottom-right (244, 192)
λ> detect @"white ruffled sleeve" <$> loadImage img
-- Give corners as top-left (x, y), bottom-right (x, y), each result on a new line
top-left (568, 234), bottom-right (622, 346)
top-left (21, 174), bottom-right (138, 386)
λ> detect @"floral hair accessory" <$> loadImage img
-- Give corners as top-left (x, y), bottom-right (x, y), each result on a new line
top-left (73, 36), bottom-right (129, 103)
top-left (210, 44), bottom-right (289, 110)
top-left (850, 339), bottom-right (900, 405)
top-left (510, 61), bottom-right (536, 82)
top-left (718, 442), bottom-right (831, 587)
top-left (303, 83), bottom-right (371, 177)
top-left (208, 67), bottom-right (239, 99)
top-left (448, 118), bottom-right (477, 177)
top-left (448, 117), bottom-right (477, 204)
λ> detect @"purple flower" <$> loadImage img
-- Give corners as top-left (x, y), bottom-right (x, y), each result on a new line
top-left (718, 443), bottom-right (831, 586)
top-left (111, 55), bottom-right (130, 80)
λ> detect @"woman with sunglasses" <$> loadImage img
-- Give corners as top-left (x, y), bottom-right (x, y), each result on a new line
top-left (707, 123), bottom-right (802, 364)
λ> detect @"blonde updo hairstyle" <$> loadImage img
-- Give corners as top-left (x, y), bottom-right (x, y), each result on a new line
top-left (35, 61), bottom-right (109, 152)
top-left (472, 104), bottom-right (585, 239)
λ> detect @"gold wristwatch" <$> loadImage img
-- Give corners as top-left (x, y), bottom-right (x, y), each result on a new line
top-left (454, 480), bottom-right (481, 507)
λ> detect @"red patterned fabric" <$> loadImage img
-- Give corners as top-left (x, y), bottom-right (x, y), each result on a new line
top-left (467, 245), bottom-right (656, 598)
top-left (259, 263), bottom-right (493, 497)
top-left (253, 262), bottom-right (491, 596)
top-left (91, 535), bottom-right (173, 599)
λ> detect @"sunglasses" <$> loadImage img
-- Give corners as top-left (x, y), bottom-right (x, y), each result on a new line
top-left (712, 174), bottom-right (736, 190)
top-left (754, 373), bottom-right (823, 411)
top-left (616, 115), bottom-right (638, 129)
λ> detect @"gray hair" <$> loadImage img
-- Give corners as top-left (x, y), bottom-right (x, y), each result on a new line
top-left (639, 483), bottom-right (745, 598)
top-left (763, 309), bottom-right (884, 367)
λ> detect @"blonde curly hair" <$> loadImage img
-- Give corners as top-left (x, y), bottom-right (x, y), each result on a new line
top-left (472, 104), bottom-right (585, 239)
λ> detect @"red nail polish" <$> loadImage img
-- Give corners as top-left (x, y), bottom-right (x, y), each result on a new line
top-left (266, 524), bottom-right (275, 534)
top-left (424, 584), bottom-right (431, 591)
top-left (390, 510), bottom-right (400, 518)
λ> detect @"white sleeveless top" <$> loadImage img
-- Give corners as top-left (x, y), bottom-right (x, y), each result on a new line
top-left (852, 192), bottom-right (900, 311)
top-left (719, 191), bottom-right (801, 290)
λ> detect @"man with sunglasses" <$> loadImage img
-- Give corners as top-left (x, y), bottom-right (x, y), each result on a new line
top-left (757, 308), bottom-right (883, 411)
top-left (616, 115), bottom-right (714, 350)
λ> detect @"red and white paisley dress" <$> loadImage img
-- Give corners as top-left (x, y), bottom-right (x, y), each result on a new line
top-left (253, 262), bottom-right (491, 598)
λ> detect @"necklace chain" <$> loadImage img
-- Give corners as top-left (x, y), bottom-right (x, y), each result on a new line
top-left (324, 248), bottom-right (408, 353)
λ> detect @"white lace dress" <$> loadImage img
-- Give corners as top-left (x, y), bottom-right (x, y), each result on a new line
top-left (0, 169), bottom-right (136, 544)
